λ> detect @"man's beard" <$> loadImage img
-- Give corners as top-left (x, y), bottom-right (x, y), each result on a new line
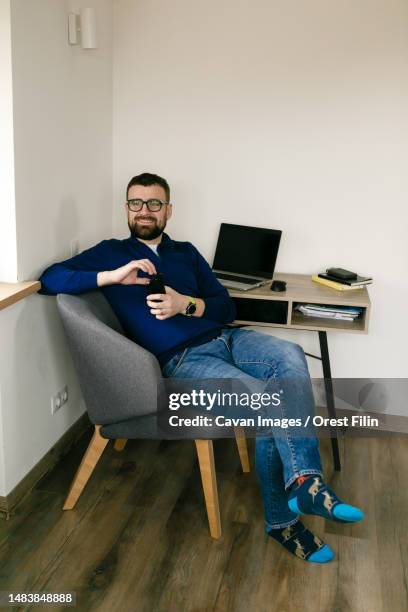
top-left (128, 215), bottom-right (167, 241)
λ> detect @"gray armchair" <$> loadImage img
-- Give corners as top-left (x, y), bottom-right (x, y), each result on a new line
top-left (56, 292), bottom-right (250, 538)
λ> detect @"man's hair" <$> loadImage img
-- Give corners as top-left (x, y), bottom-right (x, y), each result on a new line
top-left (126, 172), bottom-right (170, 202)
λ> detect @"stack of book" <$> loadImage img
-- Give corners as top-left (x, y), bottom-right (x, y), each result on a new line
top-left (312, 271), bottom-right (373, 291)
top-left (295, 304), bottom-right (363, 321)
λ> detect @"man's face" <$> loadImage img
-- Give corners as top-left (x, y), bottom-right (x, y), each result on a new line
top-left (126, 184), bottom-right (172, 241)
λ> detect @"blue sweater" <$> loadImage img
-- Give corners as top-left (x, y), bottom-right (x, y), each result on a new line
top-left (39, 233), bottom-right (236, 366)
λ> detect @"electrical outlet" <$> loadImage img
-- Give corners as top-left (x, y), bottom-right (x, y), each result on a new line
top-left (61, 385), bottom-right (68, 403)
top-left (51, 385), bottom-right (69, 415)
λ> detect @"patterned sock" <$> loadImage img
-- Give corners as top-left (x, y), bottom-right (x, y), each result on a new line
top-left (267, 520), bottom-right (335, 563)
top-left (288, 475), bottom-right (364, 523)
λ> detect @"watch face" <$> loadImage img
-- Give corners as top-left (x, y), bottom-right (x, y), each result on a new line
top-left (186, 302), bottom-right (197, 315)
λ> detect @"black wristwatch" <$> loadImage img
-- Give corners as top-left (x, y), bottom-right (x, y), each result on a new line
top-left (185, 297), bottom-right (197, 316)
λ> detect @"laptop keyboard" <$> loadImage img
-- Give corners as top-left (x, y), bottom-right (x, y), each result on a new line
top-left (216, 272), bottom-right (262, 284)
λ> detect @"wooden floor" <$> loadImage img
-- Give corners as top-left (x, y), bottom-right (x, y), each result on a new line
top-left (0, 430), bottom-right (407, 612)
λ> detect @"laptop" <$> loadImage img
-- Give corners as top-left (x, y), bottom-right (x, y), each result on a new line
top-left (212, 223), bottom-right (282, 291)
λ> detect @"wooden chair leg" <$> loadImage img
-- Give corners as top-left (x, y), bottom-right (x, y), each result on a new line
top-left (195, 439), bottom-right (221, 539)
top-left (63, 425), bottom-right (109, 510)
top-left (234, 426), bottom-right (250, 473)
top-left (114, 438), bottom-right (128, 451)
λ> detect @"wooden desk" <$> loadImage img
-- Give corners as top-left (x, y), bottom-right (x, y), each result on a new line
top-left (228, 272), bottom-right (370, 333)
top-left (228, 273), bottom-right (371, 471)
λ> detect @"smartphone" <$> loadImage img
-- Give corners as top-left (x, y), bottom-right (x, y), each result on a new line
top-left (146, 273), bottom-right (166, 300)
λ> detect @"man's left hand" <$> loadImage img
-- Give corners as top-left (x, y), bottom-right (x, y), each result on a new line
top-left (146, 286), bottom-right (189, 320)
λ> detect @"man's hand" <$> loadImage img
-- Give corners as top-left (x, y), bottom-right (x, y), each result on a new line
top-left (146, 286), bottom-right (189, 320)
top-left (97, 259), bottom-right (156, 287)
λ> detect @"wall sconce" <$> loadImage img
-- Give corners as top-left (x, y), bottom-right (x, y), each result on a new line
top-left (68, 8), bottom-right (98, 49)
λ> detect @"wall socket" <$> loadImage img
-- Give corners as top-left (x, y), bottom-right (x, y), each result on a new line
top-left (51, 385), bottom-right (68, 415)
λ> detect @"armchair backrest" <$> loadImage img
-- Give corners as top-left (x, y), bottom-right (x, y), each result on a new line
top-left (57, 292), bottom-right (164, 425)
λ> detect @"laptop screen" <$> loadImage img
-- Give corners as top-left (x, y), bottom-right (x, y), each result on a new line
top-left (212, 223), bottom-right (282, 278)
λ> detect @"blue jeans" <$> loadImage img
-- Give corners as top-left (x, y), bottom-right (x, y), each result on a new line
top-left (162, 328), bottom-right (323, 530)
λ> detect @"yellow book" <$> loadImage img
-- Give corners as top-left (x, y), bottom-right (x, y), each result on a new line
top-left (311, 275), bottom-right (365, 291)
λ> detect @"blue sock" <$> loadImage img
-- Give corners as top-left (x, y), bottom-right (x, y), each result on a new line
top-left (267, 520), bottom-right (335, 563)
top-left (288, 476), bottom-right (364, 523)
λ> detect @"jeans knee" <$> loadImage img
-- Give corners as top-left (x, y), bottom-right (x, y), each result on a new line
top-left (285, 340), bottom-right (303, 358)
top-left (284, 341), bottom-right (308, 373)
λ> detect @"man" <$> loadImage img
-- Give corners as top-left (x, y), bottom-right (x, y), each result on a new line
top-left (39, 172), bottom-right (364, 563)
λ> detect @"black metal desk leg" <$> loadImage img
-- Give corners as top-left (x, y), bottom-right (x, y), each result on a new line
top-left (318, 331), bottom-right (341, 471)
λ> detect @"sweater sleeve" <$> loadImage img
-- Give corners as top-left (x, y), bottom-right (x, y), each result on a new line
top-left (38, 241), bottom-right (109, 296)
top-left (190, 244), bottom-right (236, 324)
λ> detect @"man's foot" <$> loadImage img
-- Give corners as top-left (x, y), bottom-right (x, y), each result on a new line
top-left (288, 476), bottom-right (364, 523)
top-left (268, 520), bottom-right (335, 563)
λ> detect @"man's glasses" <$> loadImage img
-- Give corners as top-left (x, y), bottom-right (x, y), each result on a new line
top-left (127, 198), bottom-right (168, 212)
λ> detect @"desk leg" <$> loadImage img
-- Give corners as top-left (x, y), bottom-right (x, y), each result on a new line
top-left (318, 331), bottom-right (341, 472)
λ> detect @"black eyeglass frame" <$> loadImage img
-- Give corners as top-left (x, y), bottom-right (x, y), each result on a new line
top-left (126, 198), bottom-right (169, 212)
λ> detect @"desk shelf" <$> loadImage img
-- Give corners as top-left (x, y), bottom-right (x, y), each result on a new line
top-left (229, 272), bottom-right (371, 334)
top-left (290, 309), bottom-right (367, 333)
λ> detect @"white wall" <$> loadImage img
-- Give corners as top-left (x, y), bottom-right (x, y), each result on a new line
top-left (0, 295), bottom-right (85, 495)
top-left (0, 0), bottom-right (113, 496)
top-left (0, 0), bottom-right (17, 282)
top-left (12, 0), bottom-right (114, 278)
top-left (113, 0), bottom-right (408, 378)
